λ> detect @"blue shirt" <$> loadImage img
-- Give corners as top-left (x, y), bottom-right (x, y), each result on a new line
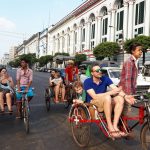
top-left (84, 76), bottom-right (113, 103)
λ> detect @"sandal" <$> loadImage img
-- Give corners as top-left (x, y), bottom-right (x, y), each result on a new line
top-left (116, 130), bottom-right (128, 137)
top-left (109, 131), bottom-right (121, 138)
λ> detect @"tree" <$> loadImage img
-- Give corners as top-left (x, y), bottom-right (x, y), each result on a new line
top-left (19, 53), bottom-right (37, 67)
top-left (54, 52), bottom-right (69, 57)
top-left (124, 35), bottom-right (150, 64)
top-left (75, 54), bottom-right (87, 66)
top-left (93, 42), bottom-right (120, 60)
top-left (38, 55), bottom-right (53, 67)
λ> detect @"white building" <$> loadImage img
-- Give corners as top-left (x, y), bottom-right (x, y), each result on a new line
top-left (9, 46), bottom-right (17, 61)
top-left (38, 28), bottom-right (48, 58)
top-left (24, 33), bottom-right (39, 55)
top-left (1, 53), bottom-right (9, 65)
top-left (48, 0), bottom-right (150, 63)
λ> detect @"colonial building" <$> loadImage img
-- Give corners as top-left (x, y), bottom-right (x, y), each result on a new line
top-left (24, 33), bottom-right (39, 55)
top-left (48, 0), bottom-right (150, 62)
top-left (9, 46), bottom-right (17, 61)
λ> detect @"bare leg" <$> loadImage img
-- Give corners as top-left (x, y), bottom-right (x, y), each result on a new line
top-left (6, 93), bottom-right (12, 111)
top-left (61, 85), bottom-right (65, 101)
top-left (54, 85), bottom-right (60, 102)
top-left (103, 95), bottom-right (114, 131)
top-left (16, 102), bottom-right (22, 118)
top-left (113, 96), bottom-right (124, 131)
top-left (0, 92), bottom-right (4, 111)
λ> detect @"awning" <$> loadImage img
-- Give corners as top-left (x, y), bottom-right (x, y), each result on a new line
top-left (53, 55), bottom-right (75, 61)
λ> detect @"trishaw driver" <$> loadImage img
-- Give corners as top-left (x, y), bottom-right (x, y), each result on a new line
top-left (84, 64), bottom-right (135, 138)
top-left (65, 60), bottom-right (79, 85)
top-left (16, 58), bottom-right (34, 118)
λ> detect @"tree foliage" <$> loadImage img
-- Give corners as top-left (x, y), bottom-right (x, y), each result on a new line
top-left (124, 35), bottom-right (150, 53)
top-left (8, 53), bottom-right (37, 67)
top-left (93, 42), bottom-right (120, 60)
top-left (38, 55), bottom-right (53, 67)
top-left (75, 54), bottom-right (87, 66)
top-left (54, 52), bottom-right (69, 57)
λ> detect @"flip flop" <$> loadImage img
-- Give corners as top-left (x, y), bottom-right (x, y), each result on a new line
top-left (109, 131), bottom-right (121, 138)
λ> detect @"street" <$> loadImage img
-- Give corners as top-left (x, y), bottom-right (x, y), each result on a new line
top-left (0, 69), bottom-right (143, 150)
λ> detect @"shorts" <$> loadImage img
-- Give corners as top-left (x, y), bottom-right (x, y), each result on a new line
top-left (90, 97), bottom-right (105, 112)
top-left (16, 86), bottom-right (34, 101)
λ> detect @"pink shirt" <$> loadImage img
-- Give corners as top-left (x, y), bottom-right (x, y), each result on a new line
top-left (16, 68), bottom-right (33, 86)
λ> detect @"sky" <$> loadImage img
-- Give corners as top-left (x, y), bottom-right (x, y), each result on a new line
top-left (0, 0), bottom-right (86, 58)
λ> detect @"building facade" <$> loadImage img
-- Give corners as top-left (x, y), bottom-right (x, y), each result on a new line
top-left (48, 0), bottom-right (150, 61)
top-left (9, 46), bottom-right (17, 61)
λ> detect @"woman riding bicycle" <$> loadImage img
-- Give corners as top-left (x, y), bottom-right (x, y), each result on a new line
top-left (0, 67), bottom-right (14, 113)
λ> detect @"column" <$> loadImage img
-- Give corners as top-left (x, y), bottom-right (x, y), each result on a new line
top-left (110, 9), bottom-right (116, 42)
top-left (95, 17), bottom-right (99, 46)
top-left (85, 22), bottom-right (91, 50)
top-left (97, 16), bottom-right (102, 44)
top-left (70, 30), bottom-right (75, 55)
top-left (107, 11), bottom-right (111, 41)
top-left (123, 2), bottom-right (128, 40)
top-left (128, 0), bottom-right (134, 39)
top-left (60, 36), bottom-right (63, 53)
top-left (77, 26), bottom-right (82, 52)
top-left (145, 0), bottom-right (150, 36)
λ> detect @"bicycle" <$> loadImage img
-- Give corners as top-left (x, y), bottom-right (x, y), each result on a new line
top-left (64, 82), bottom-right (76, 109)
top-left (44, 84), bottom-right (65, 111)
top-left (16, 88), bottom-right (34, 134)
top-left (68, 91), bottom-right (150, 149)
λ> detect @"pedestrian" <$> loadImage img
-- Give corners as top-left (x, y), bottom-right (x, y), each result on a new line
top-left (119, 43), bottom-right (143, 115)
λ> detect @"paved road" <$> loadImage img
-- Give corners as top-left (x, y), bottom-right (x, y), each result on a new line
top-left (0, 69), bottom-right (143, 150)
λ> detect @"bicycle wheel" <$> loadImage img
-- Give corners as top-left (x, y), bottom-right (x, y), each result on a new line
top-left (23, 100), bottom-right (30, 134)
top-left (44, 88), bottom-right (51, 111)
top-left (64, 88), bottom-right (74, 109)
top-left (140, 122), bottom-right (150, 150)
top-left (69, 104), bottom-right (91, 147)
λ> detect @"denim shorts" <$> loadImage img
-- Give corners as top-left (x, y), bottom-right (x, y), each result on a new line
top-left (16, 86), bottom-right (34, 101)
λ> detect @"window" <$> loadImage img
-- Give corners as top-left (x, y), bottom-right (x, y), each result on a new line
top-left (90, 41), bottom-right (95, 50)
top-left (74, 31), bottom-right (77, 44)
top-left (102, 18), bottom-right (108, 35)
top-left (117, 10), bottom-right (124, 31)
top-left (82, 28), bottom-right (85, 42)
top-left (102, 37), bottom-right (107, 42)
top-left (91, 24), bottom-right (95, 39)
top-left (135, 1), bottom-right (145, 25)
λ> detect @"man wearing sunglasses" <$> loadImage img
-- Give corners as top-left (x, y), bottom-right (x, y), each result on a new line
top-left (84, 64), bottom-right (135, 138)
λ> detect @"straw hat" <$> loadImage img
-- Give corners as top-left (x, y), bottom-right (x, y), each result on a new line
top-left (68, 60), bottom-right (74, 64)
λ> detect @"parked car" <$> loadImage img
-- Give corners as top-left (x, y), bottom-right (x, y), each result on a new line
top-left (80, 67), bottom-right (150, 93)
top-left (79, 60), bottom-right (119, 74)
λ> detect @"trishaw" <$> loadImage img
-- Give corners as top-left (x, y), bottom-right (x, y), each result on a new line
top-left (44, 82), bottom-right (76, 111)
top-left (68, 91), bottom-right (150, 150)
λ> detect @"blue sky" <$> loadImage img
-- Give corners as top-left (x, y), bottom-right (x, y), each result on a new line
top-left (0, 0), bottom-right (86, 58)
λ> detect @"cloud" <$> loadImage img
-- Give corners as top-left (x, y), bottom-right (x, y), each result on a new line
top-left (0, 17), bottom-right (16, 30)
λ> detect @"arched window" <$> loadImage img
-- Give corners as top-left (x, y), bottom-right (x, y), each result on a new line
top-left (134, 0), bottom-right (145, 37)
top-left (89, 13), bottom-right (95, 50)
top-left (100, 6), bottom-right (108, 42)
top-left (80, 19), bottom-right (86, 51)
top-left (115, 0), bottom-right (124, 41)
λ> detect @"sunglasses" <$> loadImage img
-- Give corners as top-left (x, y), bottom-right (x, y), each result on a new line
top-left (93, 69), bottom-right (102, 73)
